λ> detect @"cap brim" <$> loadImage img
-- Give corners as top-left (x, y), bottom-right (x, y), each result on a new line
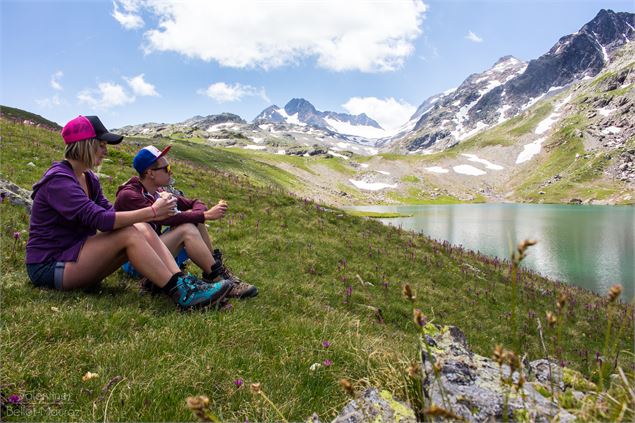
top-left (97, 132), bottom-right (124, 144)
top-left (156, 145), bottom-right (171, 159)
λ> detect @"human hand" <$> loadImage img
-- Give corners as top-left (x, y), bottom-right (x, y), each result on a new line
top-left (152, 194), bottom-right (178, 219)
top-left (204, 202), bottom-right (228, 220)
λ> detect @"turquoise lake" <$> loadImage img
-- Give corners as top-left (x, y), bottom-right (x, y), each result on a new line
top-left (346, 204), bottom-right (634, 299)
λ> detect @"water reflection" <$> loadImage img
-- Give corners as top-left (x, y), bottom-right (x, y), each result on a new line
top-left (346, 204), bottom-right (634, 299)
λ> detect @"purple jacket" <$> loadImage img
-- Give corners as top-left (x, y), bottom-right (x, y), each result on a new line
top-left (26, 161), bottom-right (116, 264)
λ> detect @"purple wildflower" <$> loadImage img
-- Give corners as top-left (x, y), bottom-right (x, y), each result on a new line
top-left (0, 192), bottom-right (6, 202)
top-left (322, 340), bottom-right (331, 349)
top-left (8, 395), bottom-right (21, 405)
top-left (323, 359), bottom-right (333, 367)
top-left (234, 378), bottom-right (244, 388)
top-left (13, 231), bottom-right (20, 240)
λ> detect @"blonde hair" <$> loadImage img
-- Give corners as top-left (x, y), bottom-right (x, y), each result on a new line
top-left (64, 138), bottom-right (100, 169)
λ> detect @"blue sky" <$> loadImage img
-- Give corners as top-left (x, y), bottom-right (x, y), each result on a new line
top-left (1, 0), bottom-right (632, 130)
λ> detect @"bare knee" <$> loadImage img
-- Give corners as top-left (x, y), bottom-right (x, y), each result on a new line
top-left (173, 223), bottom-right (200, 242)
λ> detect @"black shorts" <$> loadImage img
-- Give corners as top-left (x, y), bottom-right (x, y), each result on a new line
top-left (26, 262), bottom-right (65, 290)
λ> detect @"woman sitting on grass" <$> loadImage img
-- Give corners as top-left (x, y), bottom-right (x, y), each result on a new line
top-left (25, 115), bottom-right (232, 310)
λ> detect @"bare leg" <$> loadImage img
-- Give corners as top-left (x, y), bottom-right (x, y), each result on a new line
top-left (134, 223), bottom-right (180, 274)
top-left (197, 223), bottom-right (214, 252)
top-left (63, 226), bottom-right (177, 290)
top-left (160, 223), bottom-right (215, 274)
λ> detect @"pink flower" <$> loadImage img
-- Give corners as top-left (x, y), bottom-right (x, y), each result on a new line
top-left (13, 231), bottom-right (20, 240)
top-left (322, 340), bottom-right (331, 349)
top-left (234, 378), bottom-right (243, 388)
top-left (323, 359), bottom-right (333, 367)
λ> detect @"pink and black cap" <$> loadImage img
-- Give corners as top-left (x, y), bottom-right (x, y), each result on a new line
top-left (61, 115), bottom-right (123, 145)
top-left (133, 145), bottom-right (172, 174)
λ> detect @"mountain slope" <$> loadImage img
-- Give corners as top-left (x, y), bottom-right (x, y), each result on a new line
top-left (396, 9), bottom-right (635, 153)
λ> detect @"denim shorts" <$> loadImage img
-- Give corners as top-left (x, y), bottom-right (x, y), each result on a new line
top-left (26, 262), bottom-right (66, 290)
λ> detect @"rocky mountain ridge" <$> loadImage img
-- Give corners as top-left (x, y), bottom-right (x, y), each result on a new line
top-left (396, 9), bottom-right (635, 153)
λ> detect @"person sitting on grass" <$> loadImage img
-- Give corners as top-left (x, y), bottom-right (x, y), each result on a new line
top-left (114, 145), bottom-right (258, 299)
top-left (25, 115), bottom-right (232, 310)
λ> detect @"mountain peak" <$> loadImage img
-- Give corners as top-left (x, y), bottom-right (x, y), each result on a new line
top-left (285, 98), bottom-right (317, 116)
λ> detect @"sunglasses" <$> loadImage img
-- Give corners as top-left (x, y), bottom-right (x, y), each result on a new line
top-left (152, 164), bottom-right (171, 173)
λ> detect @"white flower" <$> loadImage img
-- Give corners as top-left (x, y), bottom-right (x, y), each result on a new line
top-left (309, 363), bottom-right (322, 371)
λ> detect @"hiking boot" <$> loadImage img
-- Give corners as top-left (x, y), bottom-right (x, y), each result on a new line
top-left (212, 249), bottom-right (259, 299)
top-left (170, 274), bottom-right (232, 310)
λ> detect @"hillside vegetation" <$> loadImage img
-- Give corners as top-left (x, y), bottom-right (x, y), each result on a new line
top-left (0, 119), bottom-right (633, 421)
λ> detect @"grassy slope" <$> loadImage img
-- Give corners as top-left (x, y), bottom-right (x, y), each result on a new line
top-left (1, 119), bottom-right (633, 421)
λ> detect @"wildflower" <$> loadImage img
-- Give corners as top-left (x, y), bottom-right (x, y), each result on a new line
top-left (424, 404), bottom-right (462, 420)
top-left (250, 383), bottom-right (262, 394)
top-left (323, 359), bottom-right (333, 367)
top-left (433, 360), bottom-right (442, 373)
top-left (234, 378), bottom-right (243, 388)
top-left (407, 362), bottom-right (420, 378)
top-left (186, 395), bottom-right (210, 421)
top-left (608, 284), bottom-right (622, 302)
top-left (546, 311), bottom-right (557, 328)
top-left (13, 231), bottom-right (20, 240)
top-left (493, 344), bottom-right (504, 365)
top-left (339, 379), bottom-right (354, 396)
top-left (309, 363), bottom-right (322, 371)
top-left (402, 284), bottom-right (415, 301)
top-left (412, 308), bottom-right (427, 327)
top-left (322, 340), bottom-right (331, 349)
top-left (82, 371), bottom-right (99, 381)
top-left (8, 395), bottom-right (21, 405)
top-left (557, 293), bottom-right (567, 310)
top-left (0, 192), bottom-right (6, 203)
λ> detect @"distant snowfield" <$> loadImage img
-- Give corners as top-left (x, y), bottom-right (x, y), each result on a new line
top-left (376, 170), bottom-right (390, 175)
top-left (425, 166), bottom-right (449, 174)
top-left (324, 117), bottom-right (387, 139)
top-left (277, 108), bottom-right (306, 126)
top-left (461, 154), bottom-right (504, 170)
top-left (516, 137), bottom-right (546, 164)
top-left (359, 163), bottom-right (369, 168)
top-left (453, 165), bottom-right (486, 176)
top-left (348, 179), bottom-right (397, 191)
top-left (250, 136), bottom-right (264, 144)
top-left (243, 145), bottom-right (267, 150)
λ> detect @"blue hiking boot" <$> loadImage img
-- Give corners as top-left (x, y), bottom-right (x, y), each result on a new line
top-left (170, 274), bottom-right (232, 310)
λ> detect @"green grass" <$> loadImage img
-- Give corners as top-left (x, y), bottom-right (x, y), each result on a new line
top-left (400, 175), bottom-right (420, 183)
top-left (344, 211), bottom-right (413, 218)
top-left (1, 118), bottom-right (633, 421)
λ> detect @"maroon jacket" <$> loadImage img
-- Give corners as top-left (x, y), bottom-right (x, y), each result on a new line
top-left (114, 177), bottom-right (207, 234)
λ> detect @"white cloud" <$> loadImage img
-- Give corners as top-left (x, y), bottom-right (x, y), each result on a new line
top-left (50, 71), bottom-right (64, 91)
top-left (112, 0), bottom-right (144, 30)
top-left (342, 97), bottom-right (416, 131)
top-left (198, 82), bottom-right (269, 103)
top-left (465, 31), bottom-right (483, 43)
top-left (36, 94), bottom-right (66, 108)
top-left (120, 0), bottom-right (427, 72)
top-left (78, 82), bottom-right (135, 109)
top-left (124, 74), bottom-right (159, 96)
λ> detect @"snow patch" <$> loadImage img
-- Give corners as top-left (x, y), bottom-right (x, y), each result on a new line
top-left (602, 126), bottom-right (621, 135)
top-left (497, 104), bottom-right (512, 123)
top-left (425, 166), bottom-right (449, 174)
top-left (243, 145), bottom-right (267, 150)
top-left (328, 150), bottom-right (350, 160)
top-left (516, 137), bottom-right (546, 164)
top-left (276, 149), bottom-right (286, 155)
top-left (453, 165), bottom-right (486, 176)
top-left (349, 179), bottom-right (397, 191)
top-left (376, 170), bottom-right (390, 175)
top-left (521, 93), bottom-right (546, 110)
top-left (598, 107), bottom-right (615, 117)
top-left (360, 163), bottom-right (369, 168)
top-left (277, 108), bottom-right (306, 126)
top-left (534, 94), bottom-right (572, 135)
top-left (461, 154), bottom-right (504, 170)
top-left (250, 137), bottom-right (264, 144)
